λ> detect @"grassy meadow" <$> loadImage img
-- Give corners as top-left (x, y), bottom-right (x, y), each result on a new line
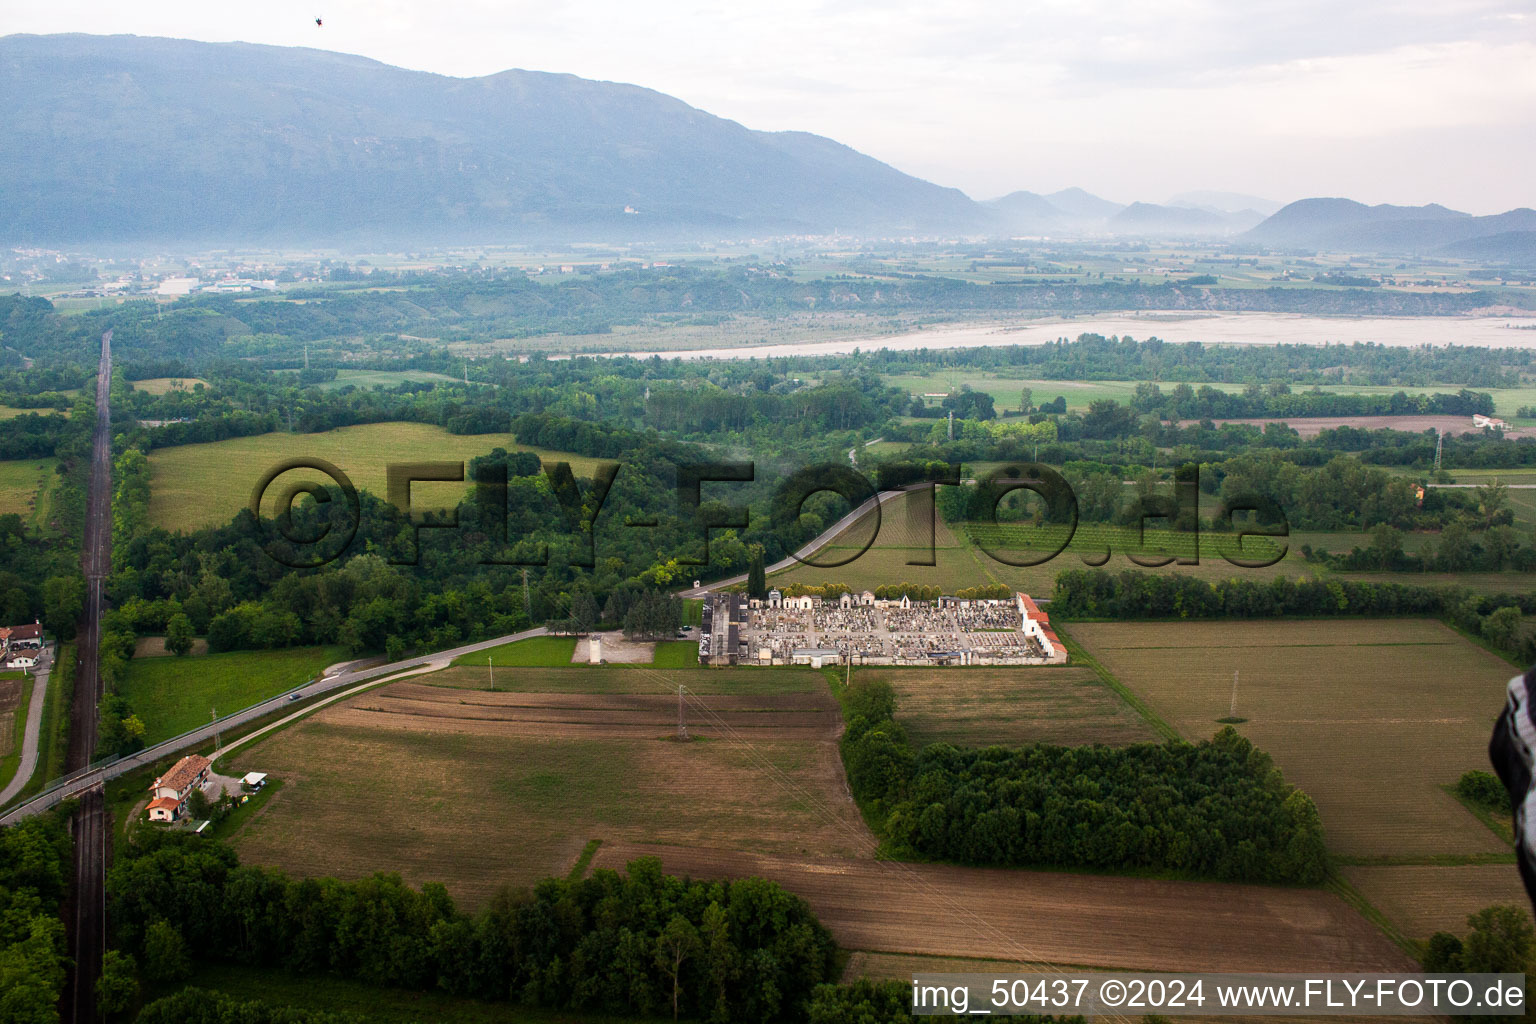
top-left (118, 645), bottom-right (347, 743)
top-left (145, 421), bottom-right (605, 531)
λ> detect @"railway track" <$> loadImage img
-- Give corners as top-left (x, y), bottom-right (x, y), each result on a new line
top-left (63, 329), bottom-right (111, 1024)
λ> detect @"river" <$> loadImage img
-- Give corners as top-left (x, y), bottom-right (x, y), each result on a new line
top-left (590, 312), bottom-right (1536, 361)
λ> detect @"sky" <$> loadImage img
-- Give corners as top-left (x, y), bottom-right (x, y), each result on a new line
top-left (6, 0), bottom-right (1535, 213)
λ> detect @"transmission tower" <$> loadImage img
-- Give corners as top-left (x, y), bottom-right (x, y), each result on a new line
top-left (676, 685), bottom-right (689, 741)
top-left (1434, 430), bottom-right (1444, 473)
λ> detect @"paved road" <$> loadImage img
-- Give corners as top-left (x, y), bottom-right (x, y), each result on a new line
top-left (0, 650), bottom-right (53, 806)
top-left (677, 487), bottom-right (915, 598)
top-left (0, 626), bottom-right (549, 827)
top-left (65, 329), bottom-right (111, 1024)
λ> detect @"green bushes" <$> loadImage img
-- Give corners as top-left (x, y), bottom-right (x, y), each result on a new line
top-left (839, 680), bottom-right (1327, 884)
top-left (109, 832), bottom-right (838, 1023)
top-left (1457, 769), bottom-right (1509, 811)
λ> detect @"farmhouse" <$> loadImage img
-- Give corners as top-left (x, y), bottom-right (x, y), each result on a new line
top-left (146, 754), bottom-right (212, 822)
top-left (700, 590), bottom-right (1067, 666)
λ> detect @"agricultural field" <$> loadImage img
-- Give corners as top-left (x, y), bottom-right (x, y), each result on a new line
top-left (0, 672), bottom-right (24, 763)
top-left (876, 666), bottom-right (1156, 748)
top-left (129, 376), bottom-right (209, 394)
top-left (425, 664), bottom-right (826, 696)
top-left (226, 658), bottom-right (1413, 973)
top-left (586, 842), bottom-right (1412, 974)
top-left (144, 421), bottom-right (604, 530)
top-left (1068, 618), bottom-right (1514, 861)
top-left (1339, 864), bottom-right (1528, 941)
top-left (226, 666), bottom-right (864, 905)
top-left (117, 645), bottom-right (346, 743)
top-left (0, 459), bottom-right (56, 528)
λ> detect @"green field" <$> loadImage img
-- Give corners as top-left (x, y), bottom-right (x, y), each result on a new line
top-left (145, 421), bottom-right (605, 531)
top-left (651, 640), bottom-right (699, 668)
top-left (130, 376), bottom-right (209, 394)
top-left (0, 459), bottom-right (56, 529)
top-left (117, 645), bottom-right (347, 743)
top-left (450, 636), bottom-right (577, 668)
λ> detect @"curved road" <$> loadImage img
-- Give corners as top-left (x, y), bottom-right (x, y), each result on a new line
top-left (0, 650), bottom-right (53, 807)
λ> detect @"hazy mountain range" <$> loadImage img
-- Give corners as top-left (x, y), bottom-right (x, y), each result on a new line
top-left (0, 32), bottom-right (1530, 259)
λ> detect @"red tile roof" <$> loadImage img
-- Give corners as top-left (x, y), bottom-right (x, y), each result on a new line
top-left (6, 624), bottom-right (41, 640)
top-left (146, 797), bottom-right (179, 813)
top-left (153, 754), bottom-right (210, 795)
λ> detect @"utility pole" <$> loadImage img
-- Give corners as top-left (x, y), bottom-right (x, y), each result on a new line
top-left (211, 707), bottom-right (221, 753)
top-left (1229, 670), bottom-right (1239, 720)
top-left (677, 685), bottom-right (689, 741)
top-left (521, 568), bottom-right (531, 618)
top-left (488, 655), bottom-right (494, 692)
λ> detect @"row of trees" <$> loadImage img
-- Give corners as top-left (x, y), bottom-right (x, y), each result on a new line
top-left (838, 680), bottom-right (1327, 884)
top-left (110, 832), bottom-right (839, 1023)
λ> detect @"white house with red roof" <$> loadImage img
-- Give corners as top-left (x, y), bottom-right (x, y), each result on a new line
top-left (146, 754), bottom-right (212, 822)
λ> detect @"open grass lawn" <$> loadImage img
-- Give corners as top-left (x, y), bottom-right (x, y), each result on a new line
top-left (182, 965), bottom-right (661, 1024)
top-left (228, 666), bottom-right (863, 906)
top-left (145, 421), bottom-right (606, 531)
top-left (130, 376), bottom-right (209, 394)
top-left (650, 640), bottom-right (698, 668)
top-left (0, 459), bottom-right (55, 527)
top-left (118, 645), bottom-right (346, 744)
top-left (873, 665), bottom-right (1157, 748)
top-left (1069, 618), bottom-right (1514, 861)
top-left (450, 635), bottom-right (576, 668)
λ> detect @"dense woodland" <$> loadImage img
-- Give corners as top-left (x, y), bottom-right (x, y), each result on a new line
top-left (839, 680), bottom-right (1328, 883)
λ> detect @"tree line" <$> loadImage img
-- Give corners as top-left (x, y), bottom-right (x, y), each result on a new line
top-left (109, 830), bottom-right (843, 1023)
